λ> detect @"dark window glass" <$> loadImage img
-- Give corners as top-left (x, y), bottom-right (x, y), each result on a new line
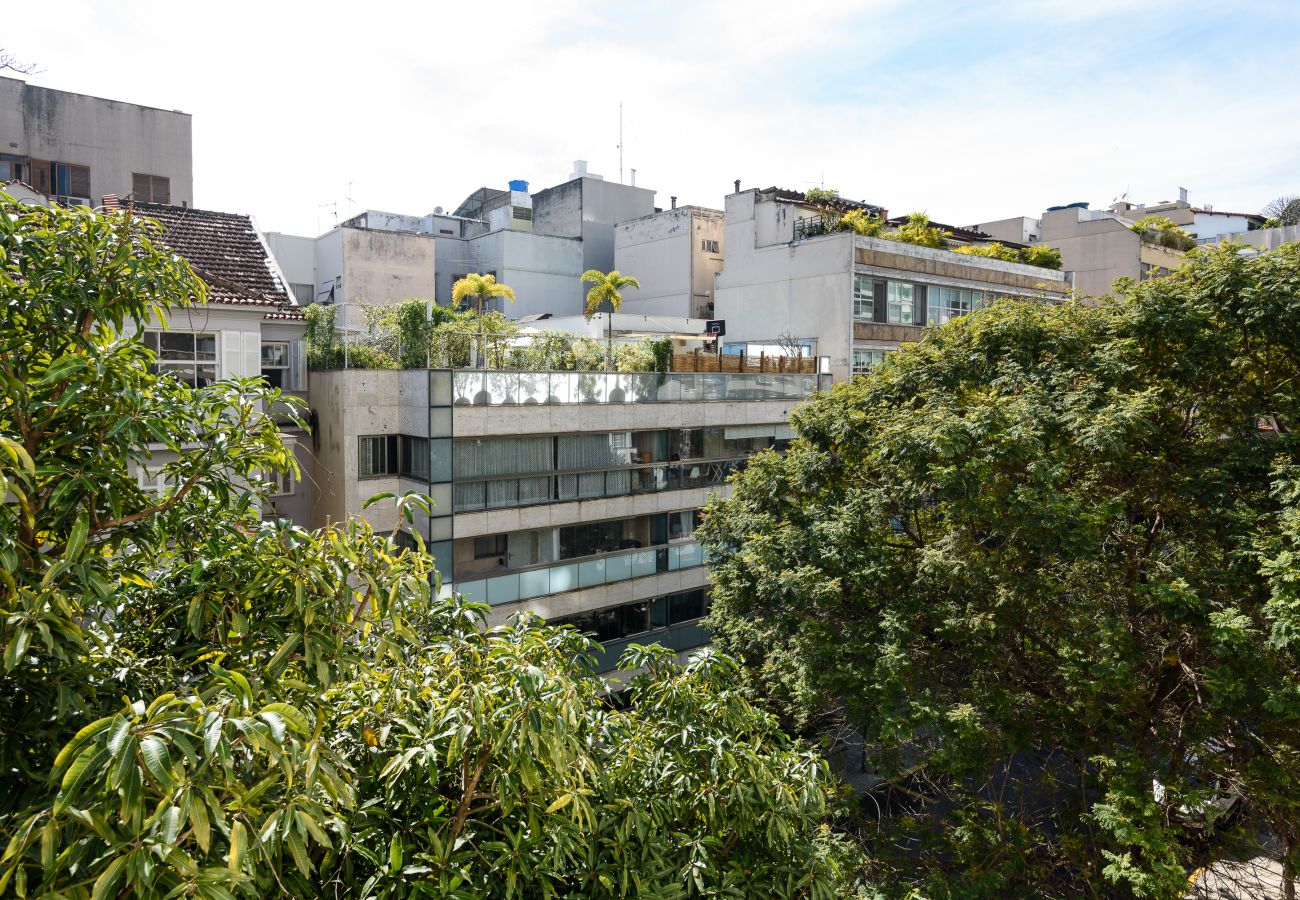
top-left (359, 435), bottom-right (399, 477)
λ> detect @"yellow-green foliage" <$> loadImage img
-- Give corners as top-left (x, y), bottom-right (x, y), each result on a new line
top-left (835, 208), bottom-right (888, 237)
top-left (1130, 215), bottom-right (1196, 251)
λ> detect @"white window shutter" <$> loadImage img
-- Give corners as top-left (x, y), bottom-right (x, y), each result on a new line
top-left (220, 331), bottom-right (242, 379)
top-left (243, 332), bottom-right (261, 381)
top-left (290, 339), bottom-right (307, 391)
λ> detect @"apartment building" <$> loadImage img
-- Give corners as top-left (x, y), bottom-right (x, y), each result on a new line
top-left (0, 76), bottom-right (192, 207)
top-left (715, 187), bottom-right (1071, 381)
top-left (308, 363), bottom-right (821, 670)
top-left (264, 164), bottom-right (655, 324)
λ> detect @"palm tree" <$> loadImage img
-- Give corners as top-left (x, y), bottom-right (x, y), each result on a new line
top-left (452, 273), bottom-right (515, 368)
top-left (581, 269), bottom-right (640, 371)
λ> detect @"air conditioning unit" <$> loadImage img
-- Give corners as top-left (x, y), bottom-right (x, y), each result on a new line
top-left (54, 195), bottom-right (91, 208)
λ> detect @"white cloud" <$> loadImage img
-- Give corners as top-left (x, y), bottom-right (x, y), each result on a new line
top-left (6, 0), bottom-right (1298, 233)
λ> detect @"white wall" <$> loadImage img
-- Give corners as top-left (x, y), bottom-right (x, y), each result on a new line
top-left (263, 232), bottom-right (316, 302)
top-left (470, 229), bottom-right (584, 318)
top-left (715, 191), bottom-right (855, 379)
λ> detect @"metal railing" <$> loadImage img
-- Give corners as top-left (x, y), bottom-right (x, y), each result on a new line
top-left (450, 370), bottom-right (823, 406)
top-left (452, 457), bottom-right (748, 513)
top-left (455, 540), bottom-right (707, 606)
top-left (793, 215), bottom-right (833, 241)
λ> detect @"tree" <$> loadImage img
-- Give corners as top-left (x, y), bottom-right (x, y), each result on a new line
top-left (581, 269), bottom-right (641, 372)
top-left (0, 196), bottom-right (860, 898)
top-left (698, 243), bottom-right (1300, 897)
top-left (889, 212), bottom-right (948, 249)
top-left (1262, 195), bottom-right (1300, 227)
top-left (451, 273), bottom-right (515, 368)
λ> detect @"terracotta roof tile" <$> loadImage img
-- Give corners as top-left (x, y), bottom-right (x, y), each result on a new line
top-left (133, 202), bottom-right (295, 310)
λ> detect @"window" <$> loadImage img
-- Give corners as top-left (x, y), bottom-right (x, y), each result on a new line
top-left (886, 282), bottom-right (914, 325)
top-left (927, 286), bottom-right (985, 326)
top-left (853, 274), bottom-right (876, 320)
top-left (40, 161), bottom-right (90, 201)
top-left (260, 342), bottom-right (288, 388)
top-left (853, 347), bottom-right (889, 374)
top-left (667, 588), bottom-right (709, 624)
top-left (132, 173), bottom-right (171, 204)
top-left (289, 283), bottom-right (314, 305)
top-left (143, 331), bottom-right (218, 387)
top-left (262, 468), bottom-right (294, 497)
top-left (399, 435), bottom-right (430, 480)
top-left (0, 154), bottom-right (24, 183)
top-left (137, 466), bottom-right (175, 495)
top-left (474, 534), bottom-right (508, 559)
top-left (512, 206), bottom-right (533, 221)
top-left (358, 435), bottom-right (399, 477)
top-left (701, 239), bottom-right (720, 253)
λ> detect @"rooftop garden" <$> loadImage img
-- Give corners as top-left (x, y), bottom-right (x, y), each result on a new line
top-left (798, 191), bottom-right (1063, 269)
top-left (1129, 214), bottom-right (1197, 251)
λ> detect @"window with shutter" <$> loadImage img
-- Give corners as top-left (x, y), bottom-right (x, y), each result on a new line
top-left (68, 165), bottom-right (90, 198)
top-left (132, 173), bottom-right (171, 203)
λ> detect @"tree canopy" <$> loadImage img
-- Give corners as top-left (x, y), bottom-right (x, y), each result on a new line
top-left (698, 242), bottom-right (1300, 898)
top-left (0, 197), bottom-right (858, 898)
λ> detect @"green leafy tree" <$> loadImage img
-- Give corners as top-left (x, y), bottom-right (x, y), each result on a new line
top-left (0, 196), bottom-right (861, 898)
top-left (581, 269), bottom-right (641, 372)
top-left (699, 243), bottom-right (1300, 897)
top-left (953, 241), bottom-right (1021, 263)
top-left (451, 273), bottom-right (516, 368)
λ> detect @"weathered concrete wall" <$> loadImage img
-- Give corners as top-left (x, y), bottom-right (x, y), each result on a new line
top-left (533, 177), bottom-right (656, 276)
top-left (468, 229), bottom-right (584, 317)
top-left (1039, 208), bottom-right (1143, 300)
top-left (1, 76), bottom-right (192, 204)
top-left (715, 190), bottom-right (855, 379)
top-left (616, 206), bottom-right (724, 319)
top-left (341, 226), bottom-right (437, 305)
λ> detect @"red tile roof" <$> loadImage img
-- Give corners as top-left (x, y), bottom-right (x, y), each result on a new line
top-left (132, 202), bottom-right (297, 312)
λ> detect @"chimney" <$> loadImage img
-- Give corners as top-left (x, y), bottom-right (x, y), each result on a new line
top-left (630, 168), bottom-right (636, 187)
top-left (734, 179), bottom-right (741, 193)
top-left (1178, 186), bottom-right (1188, 204)
top-left (570, 159), bottom-right (588, 181)
top-left (671, 196), bottom-right (677, 209)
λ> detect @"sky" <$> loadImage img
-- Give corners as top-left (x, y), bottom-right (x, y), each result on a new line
top-left (8, 0), bottom-right (1300, 235)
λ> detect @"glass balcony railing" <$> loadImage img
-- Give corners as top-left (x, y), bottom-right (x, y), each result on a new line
top-left (450, 371), bottom-right (824, 407)
top-left (455, 540), bottom-right (707, 606)
top-left (452, 457), bottom-right (749, 513)
top-left (590, 621), bottom-right (711, 673)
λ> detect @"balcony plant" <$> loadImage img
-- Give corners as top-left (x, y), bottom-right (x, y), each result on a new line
top-left (1130, 215), bottom-right (1197, 251)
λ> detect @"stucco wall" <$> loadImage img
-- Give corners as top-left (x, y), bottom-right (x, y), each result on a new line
top-left (469, 229), bottom-right (584, 317)
top-left (1, 77), bottom-right (192, 205)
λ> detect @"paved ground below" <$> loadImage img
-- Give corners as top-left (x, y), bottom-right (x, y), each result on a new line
top-left (1189, 856), bottom-right (1294, 899)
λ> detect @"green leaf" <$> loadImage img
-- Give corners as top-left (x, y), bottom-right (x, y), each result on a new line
top-left (188, 795), bottom-right (211, 853)
top-left (140, 735), bottom-right (174, 788)
top-left (227, 820), bottom-right (246, 871)
top-left (90, 853), bottom-right (128, 900)
top-left (259, 702), bottom-right (308, 735)
top-left (55, 746), bottom-right (109, 815)
top-left (545, 793), bottom-right (574, 814)
top-left (389, 833), bottom-right (403, 873)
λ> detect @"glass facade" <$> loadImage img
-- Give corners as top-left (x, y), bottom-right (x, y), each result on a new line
top-left (450, 371), bottom-right (822, 406)
top-left (852, 348), bottom-right (890, 374)
top-left (927, 286), bottom-right (987, 326)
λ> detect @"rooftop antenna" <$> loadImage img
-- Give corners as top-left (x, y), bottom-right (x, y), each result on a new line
top-left (618, 102), bottom-right (624, 185)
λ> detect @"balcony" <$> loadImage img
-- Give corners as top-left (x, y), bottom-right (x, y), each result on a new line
top-left (455, 540), bottom-right (707, 606)
top-left (452, 456), bottom-right (748, 513)
top-left (449, 370), bottom-right (824, 406)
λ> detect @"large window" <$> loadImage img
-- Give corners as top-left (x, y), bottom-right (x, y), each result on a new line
top-left (886, 282), bottom-right (914, 325)
top-left (474, 534), bottom-right (508, 559)
top-left (144, 331), bottom-right (217, 387)
top-left (927, 286), bottom-right (985, 326)
top-left (132, 173), bottom-right (171, 204)
top-left (853, 274), bottom-right (876, 320)
top-left (852, 347), bottom-right (890, 374)
top-left (359, 435), bottom-right (399, 478)
top-left (399, 435), bottom-right (430, 480)
top-left (37, 161), bottom-right (91, 201)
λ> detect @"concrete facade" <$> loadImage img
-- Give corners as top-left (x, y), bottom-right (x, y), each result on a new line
top-left (0, 76), bottom-right (192, 206)
top-left (1038, 206), bottom-right (1186, 299)
top-left (615, 206), bottom-right (725, 318)
top-left (531, 176), bottom-right (657, 278)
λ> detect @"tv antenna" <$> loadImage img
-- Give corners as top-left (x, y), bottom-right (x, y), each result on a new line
top-left (618, 102), bottom-right (624, 184)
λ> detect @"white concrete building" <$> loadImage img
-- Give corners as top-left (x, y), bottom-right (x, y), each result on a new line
top-left (615, 205), bottom-right (724, 319)
top-left (716, 187), bottom-right (1071, 382)
top-left (0, 76), bottom-right (192, 207)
